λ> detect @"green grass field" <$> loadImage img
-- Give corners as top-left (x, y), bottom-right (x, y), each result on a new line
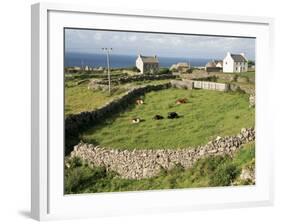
top-left (65, 79), bottom-right (171, 116)
top-left (65, 82), bottom-right (126, 116)
top-left (65, 142), bottom-right (255, 194)
top-left (80, 88), bottom-right (255, 150)
top-left (64, 71), bottom-right (255, 194)
top-left (237, 71), bottom-right (255, 79)
top-left (220, 71), bottom-right (255, 78)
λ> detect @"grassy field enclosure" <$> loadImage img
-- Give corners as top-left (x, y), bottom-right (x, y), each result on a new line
top-left (65, 78), bottom-right (171, 116)
top-left (65, 81), bottom-right (126, 116)
top-left (81, 88), bottom-right (255, 150)
top-left (64, 69), bottom-right (255, 193)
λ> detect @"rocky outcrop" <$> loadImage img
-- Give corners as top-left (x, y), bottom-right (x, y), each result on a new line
top-left (68, 128), bottom-right (255, 180)
top-left (240, 166), bottom-right (255, 183)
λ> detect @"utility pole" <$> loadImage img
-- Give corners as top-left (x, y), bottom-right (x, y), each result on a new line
top-left (81, 59), bottom-right (84, 71)
top-left (102, 48), bottom-right (113, 95)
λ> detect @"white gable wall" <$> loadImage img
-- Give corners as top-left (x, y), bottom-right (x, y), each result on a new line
top-left (223, 53), bottom-right (234, 73)
top-left (223, 53), bottom-right (248, 73)
top-left (136, 56), bottom-right (144, 74)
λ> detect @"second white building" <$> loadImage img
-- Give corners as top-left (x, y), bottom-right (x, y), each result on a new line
top-left (223, 52), bottom-right (248, 73)
top-left (136, 54), bottom-right (159, 74)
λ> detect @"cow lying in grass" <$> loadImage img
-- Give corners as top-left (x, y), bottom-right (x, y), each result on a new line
top-left (136, 99), bottom-right (144, 105)
top-left (132, 118), bottom-right (141, 124)
top-left (153, 115), bottom-right (164, 120)
top-left (176, 98), bottom-right (187, 105)
top-left (168, 112), bottom-right (180, 119)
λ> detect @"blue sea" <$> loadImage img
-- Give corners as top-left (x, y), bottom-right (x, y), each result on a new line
top-left (65, 52), bottom-right (210, 68)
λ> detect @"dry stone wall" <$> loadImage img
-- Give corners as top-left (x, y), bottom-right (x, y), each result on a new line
top-left (170, 80), bottom-right (193, 89)
top-left (88, 74), bottom-right (178, 89)
top-left (117, 74), bottom-right (178, 84)
top-left (68, 128), bottom-right (255, 180)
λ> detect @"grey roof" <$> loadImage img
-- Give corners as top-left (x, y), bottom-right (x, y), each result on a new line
top-left (214, 60), bottom-right (223, 64)
top-left (205, 61), bottom-right (217, 68)
top-left (231, 54), bottom-right (247, 62)
top-left (205, 59), bottom-right (224, 68)
top-left (139, 55), bottom-right (159, 63)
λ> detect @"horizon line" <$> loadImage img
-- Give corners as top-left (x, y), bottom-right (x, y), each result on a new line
top-left (65, 51), bottom-right (255, 61)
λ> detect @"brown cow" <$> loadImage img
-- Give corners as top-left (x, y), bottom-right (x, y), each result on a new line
top-left (176, 98), bottom-right (187, 105)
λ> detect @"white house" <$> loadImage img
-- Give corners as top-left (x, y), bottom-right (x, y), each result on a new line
top-left (223, 52), bottom-right (248, 73)
top-left (215, 60), bottom-right (223, 68)
top-left (205, 60), bottom-right (223, 72)
top-left (170, 62), bottom-right (189, 73)
top-left (136, 54), bottom-right (159, 74)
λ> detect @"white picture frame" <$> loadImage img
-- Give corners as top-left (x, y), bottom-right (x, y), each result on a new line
top-left (31, 2), bottom-right (275, 221)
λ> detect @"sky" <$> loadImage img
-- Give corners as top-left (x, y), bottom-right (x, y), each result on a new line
top-left (65, 28), bottom-right (255, 60)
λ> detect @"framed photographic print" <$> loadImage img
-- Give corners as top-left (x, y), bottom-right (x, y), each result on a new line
top-left (31, 2), bottom-right (274, 221)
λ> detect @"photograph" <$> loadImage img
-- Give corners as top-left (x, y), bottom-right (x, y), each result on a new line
top-left (64, 28), bottom-right (256, 194)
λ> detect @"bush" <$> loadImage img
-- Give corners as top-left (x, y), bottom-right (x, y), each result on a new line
top-left (66, 156), bottom-right (83, 168)
top-left (248, 60), bottom-right (255, 67)
top-left (191, 156), bottom-right (228, 178)
top-left (187, 68), bottom-right (193, 74)
top-left (235, 86), bottom-right (246, 94)
top-left (229, 84), bottom-right (246, 94)
top-left (237, 76), bottom-right (249, 83)
top-left (132, 66), bottom-right (141, 72)
top-left (209, 163), bottom-right (240, 186)
top-left (194, 76), bottom-right (217, 82)
top-left (158, 68), bottom-right (171, 75)
top-left (64, 157), bottom-right (109, 194)
top-left (232, 74), bottom-right (239, 82)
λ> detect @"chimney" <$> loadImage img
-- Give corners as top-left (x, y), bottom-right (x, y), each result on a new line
top-left (227, 52), bottom-right (231, 56)
top-left (240, 53), bottom-right (247, 61)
